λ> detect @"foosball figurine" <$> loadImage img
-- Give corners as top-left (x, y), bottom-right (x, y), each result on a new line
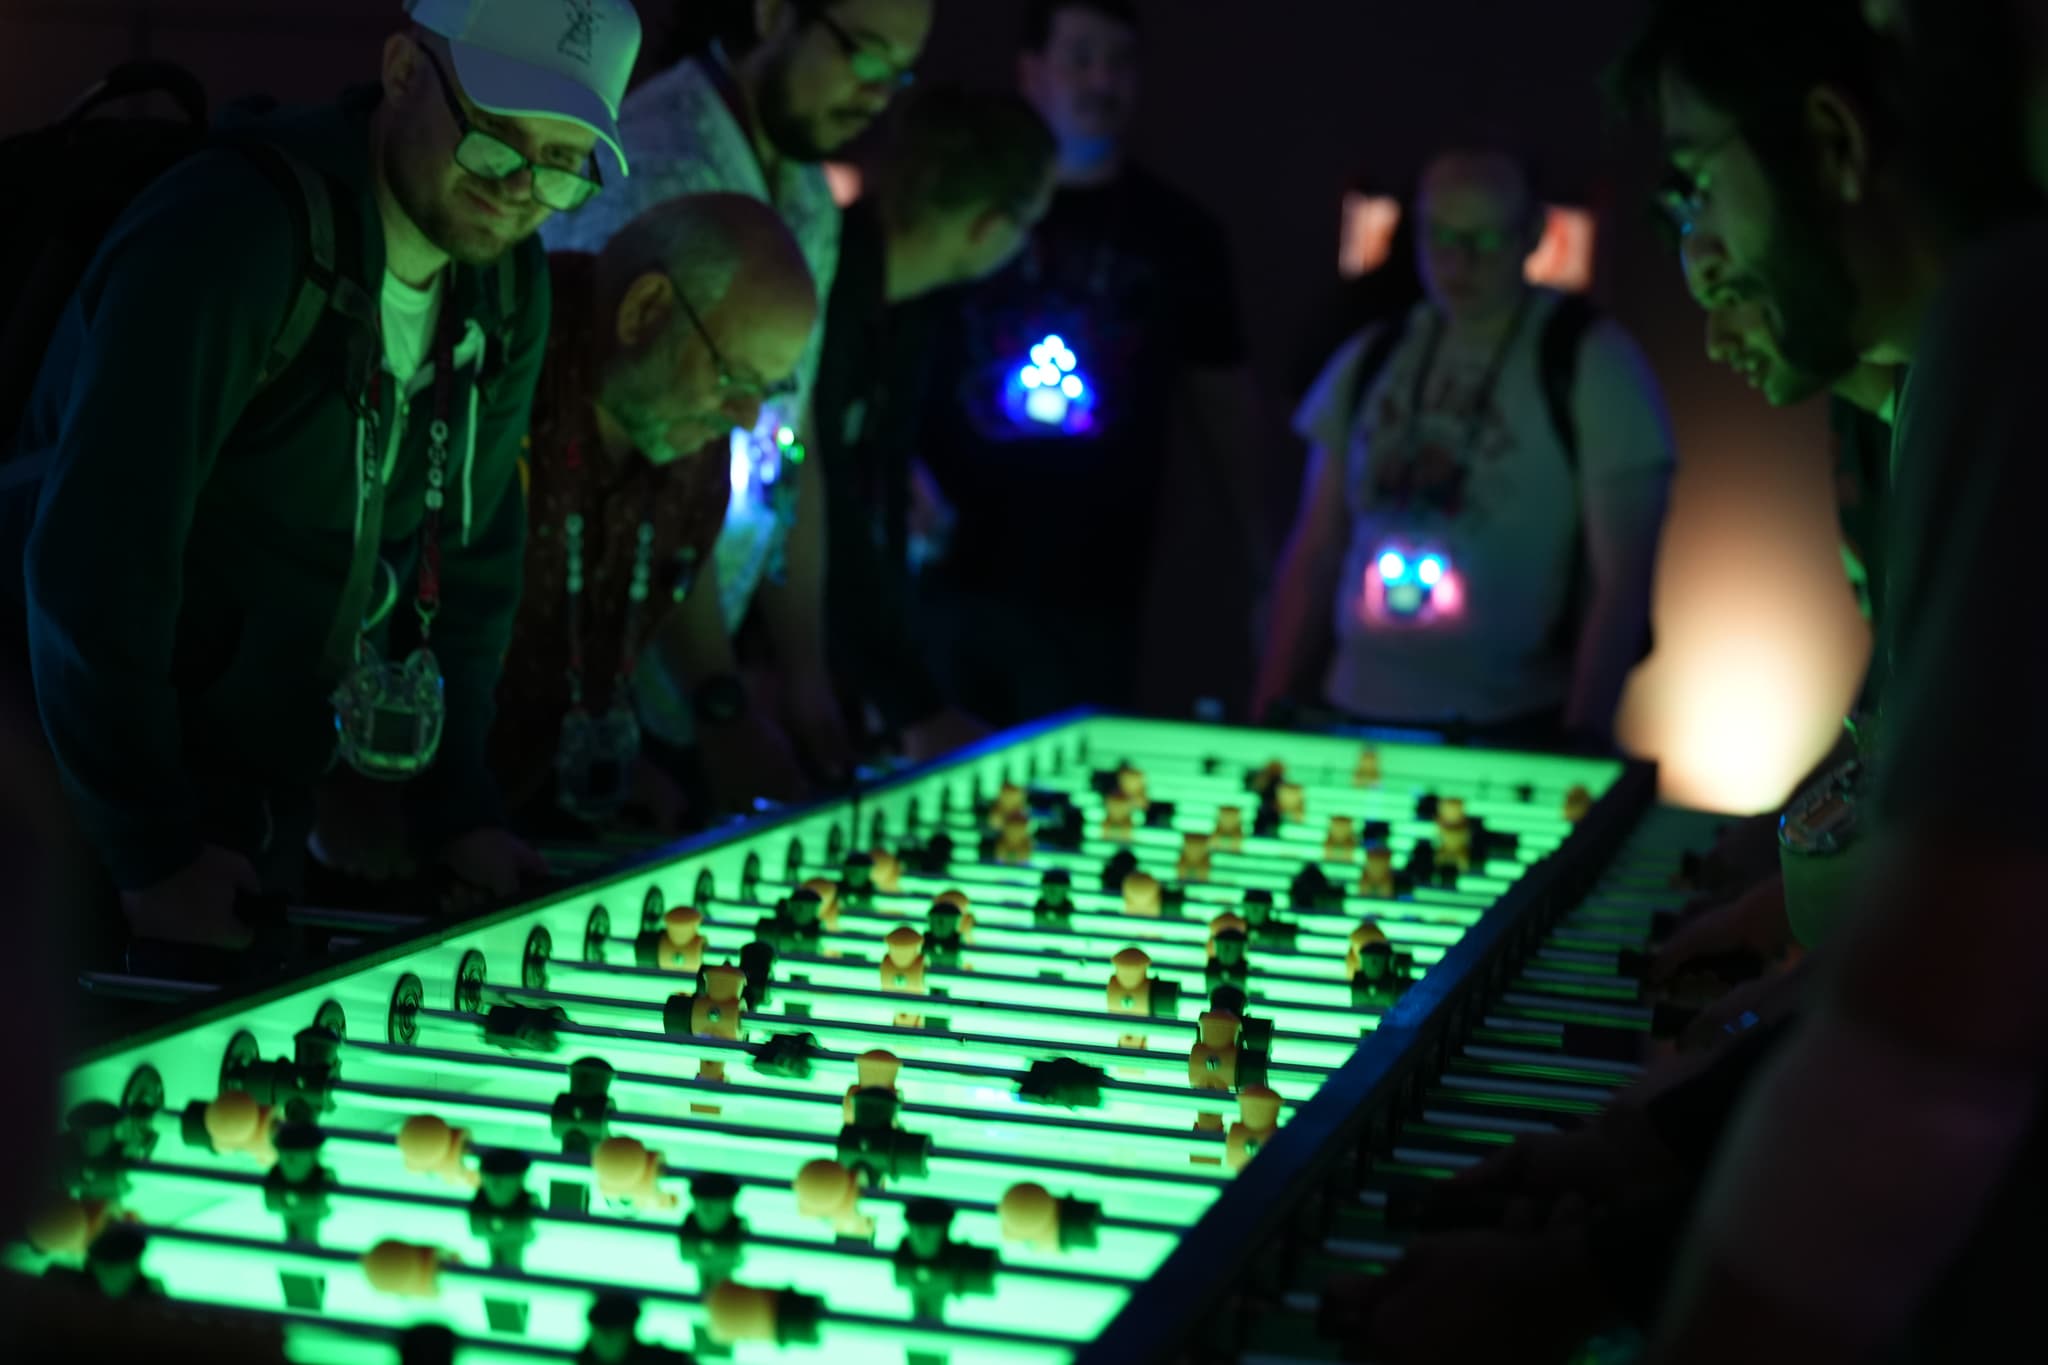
top-left (553, 1057), bottom-right (617, 1157)
top-left (1346, 921), bottom-right (1389, 976)
top-left (997, 1182), bottom-right (1103, 1253)
top-left (987, 781), bottom-right (1028, 829)
top-left (793, 1158), bottom-right (875, 1240)
top-left (1227, 1085), bottom-right (1283, 1171)
top-left (925, 900), bottom-right (966, 969)
top-left (800, 878), bottom-right (843, 931)
top-left (1106, 948), bottom-right (1181, 1049)
top-left (1435, 797), bottom-right (1474, 873)
top-left (893, 1198), bottom-right (998, 1318)
top-left (1116, 765), bottom-right (1150, 808)
top-left (994, 811), bottom-right (1034, 864)
top-left (1564, 784), bottom-right (1594, 822)
top-left (397, 1114), bottom-right (480, 1190)
top-left (1177, 832), bottom-right (1213, 882)
top-left (1213, 805), bottom-right (1246, 853)
top-left (691, 964), bottom-right (749, 1091)
top-left (581, 1294), bottom-right (695, 1365)
top-left (637, 907), bottom-right (706, 972)
top-left (678, 1172), bottom-right (747, 1282)
top-left (1249, 760), bottom-right (1286, 798)
top-left (1239, 889), bottom-right (1297, 947)
top-left (844, 1050), bottom-right (903, 1122)
top-left (1354, 748), bottom-right (1382, 786)
top-left (1187, 1010), bottom-right (1246, 1092)
top-left (756, 890), bottom-right (824, 955)
top-left (1032, 868), bottom-right (1075, 929)
top-left (838, 1087), bottom-right (932, 1184)
top-left (1357, 843), bottom-right (1399, 899)
top-left (1324, 816), bottom-right (1359, 862)
top-left (25, 1196), bottom-right (125, 1259)
top-left (932, 888), bottom-right (976, 942)
top-left (705, 1280), bottom-right (825, 1347)
top-left (1206, 929), bottom-right (1249, 991)
top-left (1351, 939), bottom-right (1416, 1008)
top-left (880, 923), bottom-right (928, 1012)
top-left (1101, 793), bottom-right (1136, 841)
top-left (189, 1090), bottom-right (281, 1167)
top-left (1275, 781), bottom-right (1307, 822)
top-left (592, 1136), bottom-right (677, 1212)
top-left (869, 848), bottom-right (904, 895)
top-left (262, 1124), bottom-right (333, 1246)
top-left (471, 1149), bottom-right (539, 1272)
top-left (362, 1240), bottom-right (452, 1298)
top-left (1122, 871), bottom-right (1163, 918)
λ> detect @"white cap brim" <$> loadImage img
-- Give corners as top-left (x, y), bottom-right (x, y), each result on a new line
top-left (445, 39), bottom-right (630, 183)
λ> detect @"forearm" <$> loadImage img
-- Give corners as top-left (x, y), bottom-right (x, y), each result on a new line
top-left (1564, 587), bottom-right (1649, 739)
top-left (652, 558), bottom-right (739, 687)
top-left (1655, 1003), bottom-right (2040, 1359)
top-left (1255, 536), bottom-right (1337, 710)
top-left (761, 450), bottom-right (829, 678)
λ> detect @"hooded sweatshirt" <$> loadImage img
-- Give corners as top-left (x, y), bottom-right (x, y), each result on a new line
top-left (1, 85), bottom-right (546, 891)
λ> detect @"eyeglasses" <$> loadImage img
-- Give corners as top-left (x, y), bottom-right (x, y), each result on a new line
top-left (418, 44), bottom-right (604, 213)
top-left (669, 278), bottom-right (801, 405)
top-left (1655, 124), bottom-right (1744, 235)
top-left (813, 10), bottom-right (917, 91)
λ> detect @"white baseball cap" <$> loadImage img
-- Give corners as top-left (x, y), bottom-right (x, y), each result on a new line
top-left (406, 0), bottom-right (642, 182)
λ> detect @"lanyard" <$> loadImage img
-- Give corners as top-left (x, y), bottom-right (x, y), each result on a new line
top-left (363, 301), bottom-right (462, 645)
top-left (561, 439), bottom-right (659, 708)
top-left (1401, 291), bottom-right (1534, 471)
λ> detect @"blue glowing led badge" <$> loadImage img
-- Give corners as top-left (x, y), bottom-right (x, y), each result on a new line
top-left (1002, 334), bottom-right (1099, 436)
top-left (1363, 546), bottom-right (1465, 626)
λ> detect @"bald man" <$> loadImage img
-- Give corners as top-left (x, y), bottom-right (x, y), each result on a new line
top-left (1259, 146), bottom-right (1674, 748)
top-left (494, 194), bottom-right (819, 830)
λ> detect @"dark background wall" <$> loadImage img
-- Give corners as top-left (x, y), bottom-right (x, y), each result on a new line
top-left (1, 0), bottom-right (1868, 811)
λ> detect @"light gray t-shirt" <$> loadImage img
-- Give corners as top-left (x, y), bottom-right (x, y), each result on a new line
top-left (542, 54), bottom-right (841, 633)
top-left (1296, 291), bottom-right (1673, 725)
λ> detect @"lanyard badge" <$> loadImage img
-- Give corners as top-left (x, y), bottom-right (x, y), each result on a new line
top-left (554, 490), bottom-right (660, 823)
top-left (333, 353), bottom-right (456, 779)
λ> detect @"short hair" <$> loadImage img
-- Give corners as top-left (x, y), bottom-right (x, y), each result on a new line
top-left (1610, 0), bottom-right (1903, 170)
top-left (873, 84), bottom-right (1058, 227)
top-left (1895, 0), bottom-right (2045, 237)
top-left (1021, 0), bottom-right (1140, 51)
top-left (1414, 133), bottom-right (1546, 225)
top-left (593, 197), bottom-right (746, 325)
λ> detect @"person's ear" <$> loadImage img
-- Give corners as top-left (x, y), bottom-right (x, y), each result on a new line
top-left (966, 206), bottom-right (1007, 248)
top-left (1806, 83), bottom-right (1873, 204)
top-left (616, 272), bottom-right (674, 349)
top-left (756, 0), bottom-right (795, 47)
top-left (382, 33), bottom-right (425, 107)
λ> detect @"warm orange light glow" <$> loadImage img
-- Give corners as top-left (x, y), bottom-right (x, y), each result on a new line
top-left (1525, 206), bottom-right (1596, 292)
top-left (825, 162), bottom-right (864, 207)
top-left (1614, 445), bottom-right (1872, 813)
top-left (1338, 192), bottom-right (1403, 279)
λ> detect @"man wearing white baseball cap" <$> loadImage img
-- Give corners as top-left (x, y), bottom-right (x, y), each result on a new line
top-left (1, 1), bottom-right (644, 951)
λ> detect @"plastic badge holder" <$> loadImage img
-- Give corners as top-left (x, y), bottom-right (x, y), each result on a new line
top-left (1778, 754), bottom-right (1870, 949)
top-left (556, 703), bottom-right (641, 824)
top-left (333, 645), bottom-right (447, 781)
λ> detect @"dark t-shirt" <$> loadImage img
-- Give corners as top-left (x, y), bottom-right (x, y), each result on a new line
top-left (1829, 394), bottom-right (1894, 715)
top-left (1875, 220), bottom-right (2048, 1359)
top-left (920, 165), bottom-right (1246, 598)
top-left (813, 200), bottom-right (946, 730)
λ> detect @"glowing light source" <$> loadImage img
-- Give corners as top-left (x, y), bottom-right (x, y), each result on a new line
top-left (1002, 333), bottom-right (1098, 435)
top-left (823, 162), bottom-right (863, 207)
top-left (1525, 206), bottom-right (1598, 292)
top-left (1418, 555), bottom-right (1444, 587)
top-left (1378, 551), bottom-right (1408, 582)
top-left (1339, 193), bottom-right (1404, 279)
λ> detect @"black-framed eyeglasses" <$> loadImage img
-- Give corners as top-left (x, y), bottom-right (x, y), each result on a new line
top-left (812, 10), bottom-right (917, 91)
top-left (1654, 124), bottom-right (1744, 235)
top-left (669, 277), bottom-right (801, 405)
top-left (418, 44), bottom-right (604, 213)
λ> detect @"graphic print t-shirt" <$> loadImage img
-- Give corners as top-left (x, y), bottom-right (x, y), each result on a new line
top-left (1296, 291), bottom-right (1670, 725)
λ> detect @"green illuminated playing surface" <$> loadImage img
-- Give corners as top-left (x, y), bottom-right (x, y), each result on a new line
top-left (20, 717), bottom-right (1623, 1365)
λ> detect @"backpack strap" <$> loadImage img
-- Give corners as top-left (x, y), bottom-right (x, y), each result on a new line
top-left (1339, 310), bottom-right (1413, 451)
top-left (1538, 292), bottom-right (1600, 470)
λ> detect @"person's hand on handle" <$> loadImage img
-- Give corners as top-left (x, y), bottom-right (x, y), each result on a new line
top-left (438, 828), bottom-right (550, 909)
top-left (120, 844), bottom-right (259, 949)
top-left (698, 711), bottom-right (812, 815)
top-left (1649, 875), bottom-right (1794, 989)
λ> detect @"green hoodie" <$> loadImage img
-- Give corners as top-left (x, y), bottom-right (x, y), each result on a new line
top-left (3, 85), bottom-right (547, 891)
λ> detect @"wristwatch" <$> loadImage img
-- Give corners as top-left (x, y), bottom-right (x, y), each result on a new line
top-left (691, 673), bottom-right (748, 727)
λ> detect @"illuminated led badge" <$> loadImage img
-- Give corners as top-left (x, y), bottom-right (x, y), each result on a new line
top-left (1002, 334), bottom-right (1098, 435)
top-left (1362, 545), bottom-right (1465, 626)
